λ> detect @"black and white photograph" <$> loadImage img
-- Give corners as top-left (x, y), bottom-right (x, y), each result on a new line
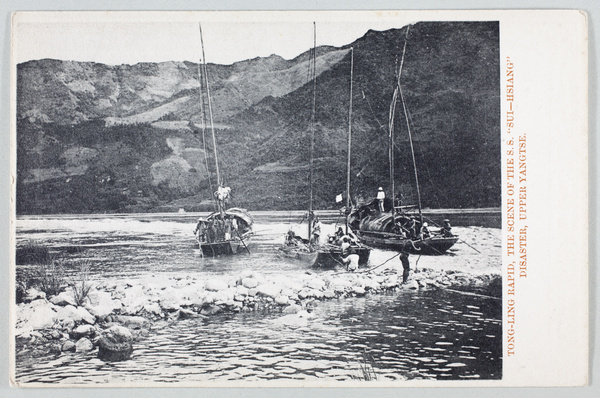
top-left (12, 10), bottom-right (505, 386)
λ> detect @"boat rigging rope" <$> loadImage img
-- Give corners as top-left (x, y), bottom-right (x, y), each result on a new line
top-left (357, 252), bottom-right (401, 274)
top-left (331, 250), bottom-right (401, 275)
top-left (360, 89), bottom-right (386, 132)
top-left (421, 215), bottom-right (481, 254)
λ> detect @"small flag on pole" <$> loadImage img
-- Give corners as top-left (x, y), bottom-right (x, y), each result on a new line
top-left (335, 194), bottom-right (343, 203)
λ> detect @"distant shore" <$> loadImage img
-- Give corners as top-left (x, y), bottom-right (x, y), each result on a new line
top-left (16, 208), bottom-right (501, 228)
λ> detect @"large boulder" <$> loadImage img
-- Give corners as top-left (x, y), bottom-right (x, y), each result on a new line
top-left (143, 302), bottom-right (163, 316)
top-left (61, 340), bottom-right (76, 352)
top-left (306, 278), bottom-right (325, 291)
top-left (120, 285), bottom-right (149, 314)
top-left (241, 278), bottom-right (258, 289)
top-left (15, 299), bottom-right (57, 336)
top-left (75, 337), bottom-right (94, 352)
top-left (55, 305), bottom-right (96, 325)
top-left (50, 291), bottom-right (77, 306)
top-left (112, 315), bottom-right (149, 329)
top-left (205, 279), bottom-right (228, 292)
top-left (98, 325), bottom-right (133, 361)
top-left (72, 324), bottom-right (96, 339)
top-left (23, 288), bottom-right (46, 303)
top-left (256, 283), bottom-right (280, 298)
top-left (85, 290), bottom-right (122, 319)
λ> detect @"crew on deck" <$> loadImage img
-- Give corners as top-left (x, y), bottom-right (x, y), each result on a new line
top-left (439, 219), bottom-right (453, 237)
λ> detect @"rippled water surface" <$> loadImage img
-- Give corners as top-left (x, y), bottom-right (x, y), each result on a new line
top-left (15, 212), bottom-right (502, 384)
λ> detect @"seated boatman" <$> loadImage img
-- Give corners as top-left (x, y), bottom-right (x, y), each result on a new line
top-left (439, 219), bottom-right (453, 237)
top-left (420, 222), bottom-right (431, 240)
top-left (340, 237), bottom-right (352, 257)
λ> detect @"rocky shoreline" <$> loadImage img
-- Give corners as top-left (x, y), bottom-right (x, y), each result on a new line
top-left (14, 264), bottom-right (500, 364)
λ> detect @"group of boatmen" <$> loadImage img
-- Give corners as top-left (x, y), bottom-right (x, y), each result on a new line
top-left (392, 218), bottom-right (452, 240)
top-left (283, 186), bottom-right (454, 277)
top-left (194, 214), bottom-right (239, 244)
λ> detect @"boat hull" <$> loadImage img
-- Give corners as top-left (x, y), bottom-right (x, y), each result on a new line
top-left (357, 232), bottom-right (458, 255)
top-left (279, 246), bottom-right (319, 263)
top-left (313, 245), bottom-right (371, 269)
top-left (280, 244), bottom-right (371, 269)
top-left (199, 236), bottom-right (252, 257)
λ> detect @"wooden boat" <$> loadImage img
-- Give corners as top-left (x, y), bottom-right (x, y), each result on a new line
top-left (197, 208), bottom-right (253, 256)
top-left (350, 26), bottom-right (457, 255)
top-left (279, 26), bottom-right (370, 269)
top-left (350, 199), bottom-right (458, 255)
top-left (280, 231), bottom-right (371, 268)
top-left (193, 24), bottom-right (253, 256)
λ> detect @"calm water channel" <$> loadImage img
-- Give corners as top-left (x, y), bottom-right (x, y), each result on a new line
top-left (15, 211), bottom-right (502, 384)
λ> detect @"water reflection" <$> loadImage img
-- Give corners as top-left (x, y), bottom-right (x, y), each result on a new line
top-left (16, 290), bottom-right (501, 384)
top-left (15, 214), bottom-right (501, 384)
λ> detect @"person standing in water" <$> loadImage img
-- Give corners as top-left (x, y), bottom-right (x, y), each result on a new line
top-left (400, 253), bottom-right (410, 283)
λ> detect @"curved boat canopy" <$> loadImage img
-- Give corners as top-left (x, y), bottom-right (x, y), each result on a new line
top-left (207, 207), bottom-right (253, 230)
top-left (358, 212), bottom-right (395, 232)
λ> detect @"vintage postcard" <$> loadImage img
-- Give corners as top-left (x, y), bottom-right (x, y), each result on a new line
top-left (9, 10), bottom-right (588, 387)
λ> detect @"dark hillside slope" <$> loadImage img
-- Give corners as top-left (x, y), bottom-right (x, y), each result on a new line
top-left (227, 22), bottom-right (500, 210)
top-left (16, 22), bottom-right (499, 214)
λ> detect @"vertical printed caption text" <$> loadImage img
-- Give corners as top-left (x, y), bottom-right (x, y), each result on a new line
top-left (505, 56), bottom-right (528, 358)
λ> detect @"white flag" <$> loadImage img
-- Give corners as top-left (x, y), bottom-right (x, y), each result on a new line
top-left (335, 194), bottom-right (343, 203)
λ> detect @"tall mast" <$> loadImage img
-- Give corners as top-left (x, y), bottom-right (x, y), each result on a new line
top-left (389, 87), bottom-right (397, 216)
top-left (396, 26), bottom-right (423, 224)
top-left (345, 47), bottom-right (354, 234)
top-left (198, 23), bottom-right (221, 188)
top-left (195, 44), bottom-right (217, 213)
top-left (399, 85), bottom-right (423, 224)
top-left (389, 25), bottom-right (411, 219)
top-left (308, 22), bottom-right (317, 239)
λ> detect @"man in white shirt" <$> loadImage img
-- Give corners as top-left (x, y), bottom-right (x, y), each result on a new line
top-left (377, 187), bottom-right (385, 212)
top-left (343, 253), bottom-right (360, 272)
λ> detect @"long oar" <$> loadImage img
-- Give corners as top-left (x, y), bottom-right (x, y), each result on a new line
top-left (236, 230), bottom-right (251, 255)
top-left (458, 239), bottom-right (481, 254)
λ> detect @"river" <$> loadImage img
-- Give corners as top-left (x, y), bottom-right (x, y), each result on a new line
top-left (14, 211), bottom-right (502, 385)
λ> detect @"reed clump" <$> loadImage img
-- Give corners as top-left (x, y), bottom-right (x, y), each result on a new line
top-left (36, 260), bottom-right (67, 298)
top-left (16, 243), bottom-right (93, 305)
top-left (351, 350), bottom-right (378, 381)
top-left (70, 259), bottom-right (93, 306)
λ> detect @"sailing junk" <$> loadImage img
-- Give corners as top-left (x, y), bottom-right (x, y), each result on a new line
top-left (349, 198), bottom-right (458, 255)
top-left (349, 25), bottom-right (458, 255)
top-left (279, 30), bottom-right (370, 269)
top-left (193, 23), bottom-right (253, 256)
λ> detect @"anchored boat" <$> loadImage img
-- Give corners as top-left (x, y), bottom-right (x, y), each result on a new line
top-left (192, 23), bottom-right (253, 256)
top-left (280, 25), bottom-right (370, 269)
top-left (350, 26), bottom-right (458, 255)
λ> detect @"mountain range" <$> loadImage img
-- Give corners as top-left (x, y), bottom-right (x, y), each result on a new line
top-left (16, 21), bottom-right (500, 214)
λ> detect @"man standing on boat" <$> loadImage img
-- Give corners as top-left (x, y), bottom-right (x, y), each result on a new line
top-left (311, 216), bottom-right (322, 245)
top-left (377, 187), bottom-right (385, 212)
top-left (214, 185), bottom-right (231, 214)
top-left (194, 218), bottom-right (207, 243)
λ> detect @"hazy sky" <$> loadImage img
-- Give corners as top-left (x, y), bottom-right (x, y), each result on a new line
top-left (11, 11), bottom-right (425, 65)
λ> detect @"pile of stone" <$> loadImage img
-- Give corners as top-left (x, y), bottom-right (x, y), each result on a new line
top-left (15, 267), bottom-right (500, 359)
